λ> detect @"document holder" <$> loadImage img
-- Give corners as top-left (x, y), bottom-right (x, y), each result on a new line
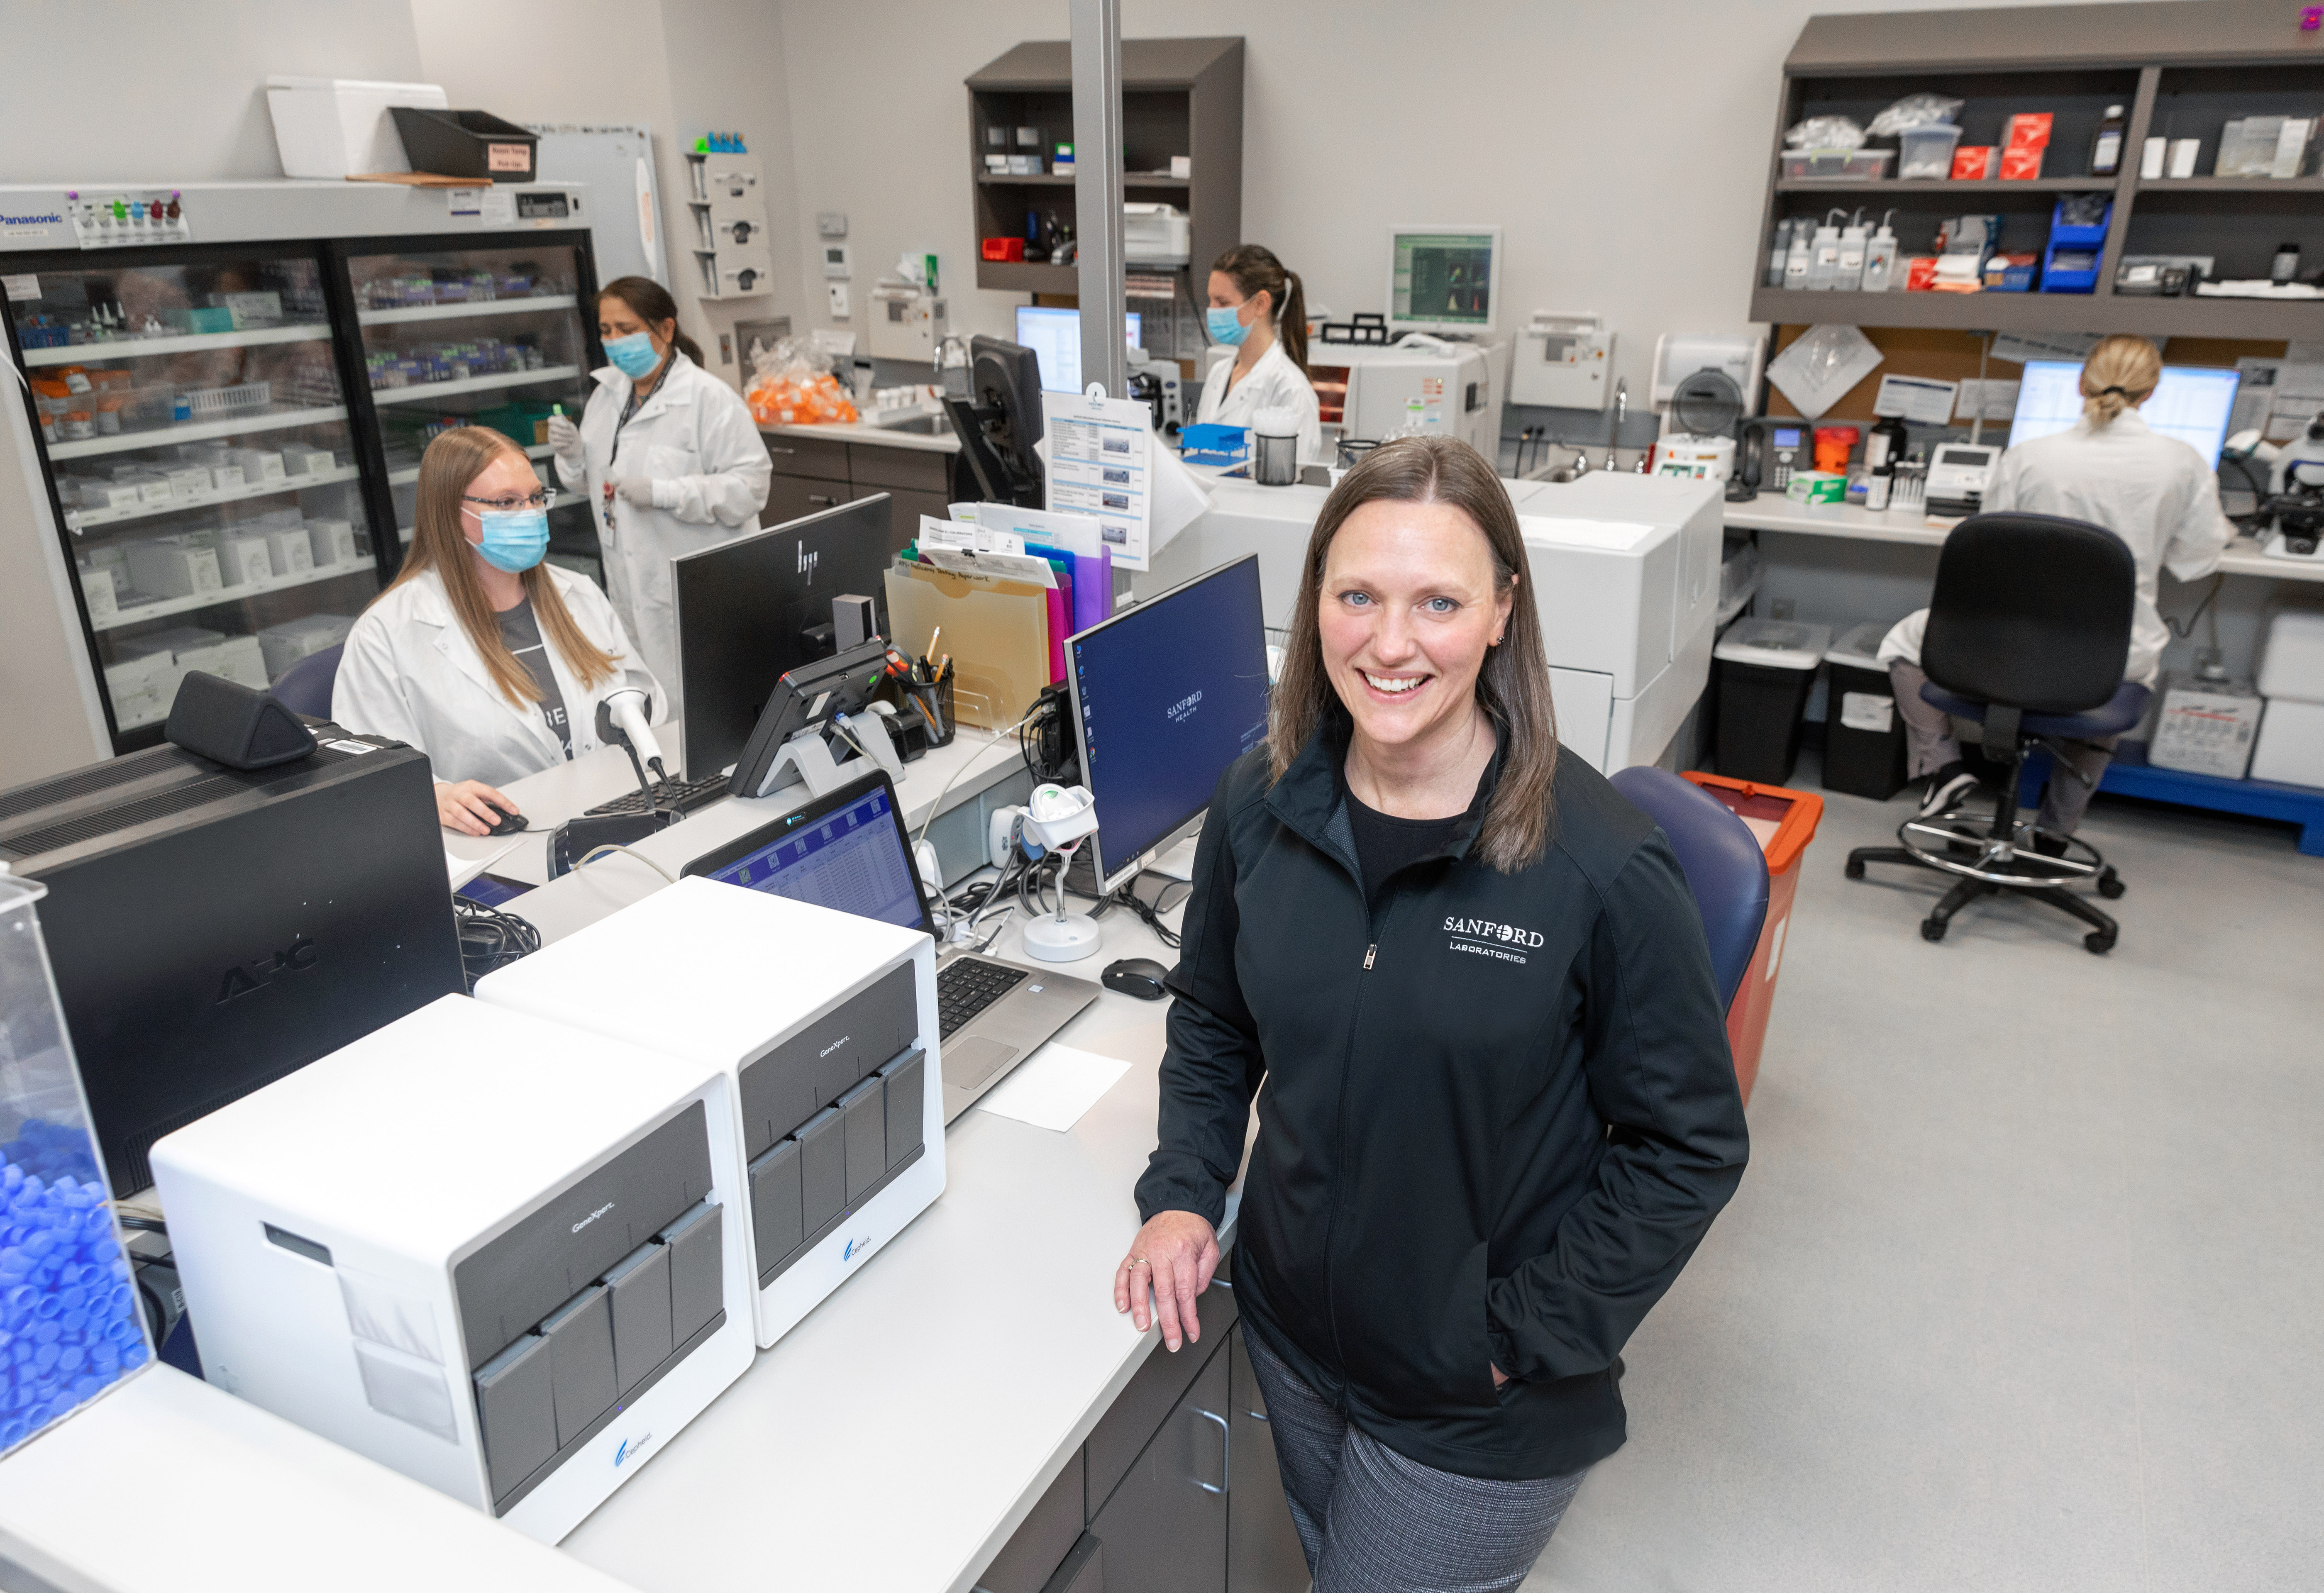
top-left (883, 560), bottom-right (1052, 730)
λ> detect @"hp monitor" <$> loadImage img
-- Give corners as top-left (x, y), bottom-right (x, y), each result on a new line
top-left (1065, 555), bottom-right (1270, 895)
top-left (1015, 306), bottom-right (1144, 394)
top-left (674, 496), bottom-right (897, 781)
top-left (1386, 226), bottom-right (1504, 337)
top-left (2010, 359), bottom-right (2242, 465)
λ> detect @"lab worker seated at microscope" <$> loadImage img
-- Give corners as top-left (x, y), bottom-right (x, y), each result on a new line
top-left (335, 427), bottom-right (663, 837)
top-left (1195, 243), bottom-right (1324, 463)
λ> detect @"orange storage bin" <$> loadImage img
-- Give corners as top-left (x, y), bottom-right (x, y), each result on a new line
top-left (1682, 772), bottom-right (1824, 1104)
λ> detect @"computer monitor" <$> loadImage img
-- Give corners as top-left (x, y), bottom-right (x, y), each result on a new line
top-left (1386, 225), bottom-right (1504, 337)
top-left (1065, 555), bottom-right (1270, 895)
top-left (673, 496), bottom-right (897, 781)
top-left (1015, 306), bottom-right (1144, 394)
top-left (0, 731), bottom-right (464, 1194)
top-left (683, 770), bottom-right (932, 936)
top-left (2009, 359), bottom-right (2243, 465)
top-left (943, 335), bottom-right (1046, 508)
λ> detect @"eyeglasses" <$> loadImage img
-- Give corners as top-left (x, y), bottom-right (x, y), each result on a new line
top-left (462, 489), bottom-right (558, 512)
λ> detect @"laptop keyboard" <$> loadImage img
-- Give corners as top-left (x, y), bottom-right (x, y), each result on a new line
top-left (584, 772), bottom-right (730, 817)
top-left (937, 957), bottom-right (1030, 1040)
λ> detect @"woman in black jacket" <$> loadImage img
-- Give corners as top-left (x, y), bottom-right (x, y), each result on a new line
top-left (1117, 436), bottom-right (1748, 1590)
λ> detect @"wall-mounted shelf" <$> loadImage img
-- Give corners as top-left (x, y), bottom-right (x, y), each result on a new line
top-left (1758, 5), bottom-right (2324, 349)
top-left (95, 554), bottom-right (379, 632)
top-left (386, 441), bottom-right (555, 488)
top-left (48, 404), bottom-right (351, 461)
top-left (685, 149), bottom-right (774, 300)
top-left (368, 366), bottom-right (582, 405)
top-left (965, 37), bottom-right (1243, 310)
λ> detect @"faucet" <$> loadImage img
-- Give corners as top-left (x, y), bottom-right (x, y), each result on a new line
top-left (1604, 378), bottom-right (1627, 473)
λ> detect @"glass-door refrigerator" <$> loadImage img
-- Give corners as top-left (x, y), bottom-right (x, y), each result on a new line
top-left (1, 181), bottom-right (601, 756)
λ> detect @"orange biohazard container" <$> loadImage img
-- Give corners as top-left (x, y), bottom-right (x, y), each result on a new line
top-left (1681, 772), bottom-right (1824, 1104)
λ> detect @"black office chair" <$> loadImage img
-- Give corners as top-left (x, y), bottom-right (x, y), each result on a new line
top-left (1845, 513), bottom-right (2145, 954)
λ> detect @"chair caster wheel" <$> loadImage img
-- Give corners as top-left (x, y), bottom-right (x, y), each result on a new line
top-left (1844, 857), bottom-right (1866, 880)
top-left (1920, 918), bottom-right (1948, 943)
top-left (2097, 869), bottom-right (2125, 900)
top-left (2084, 931), bottom-right (2116, 954)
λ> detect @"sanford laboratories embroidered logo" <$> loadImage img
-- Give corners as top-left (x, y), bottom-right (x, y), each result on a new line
top-left (1443, 915), bottom-right (1543, 966)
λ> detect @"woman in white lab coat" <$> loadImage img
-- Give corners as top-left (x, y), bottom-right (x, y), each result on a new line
top-left (335, 427), bottom-right (662, 835)
top-left (546, 276), bottom-right (771, 710)
top-left (1194, 245), bottom-right (1323, 462)
top-left (1881, 334), bottom-right (2232, 837)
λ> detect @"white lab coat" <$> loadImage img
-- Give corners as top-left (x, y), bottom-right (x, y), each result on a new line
top-left (1196, 339), bottom-right (1323, 462)
top-left (333, 564), bottom-right (663, 789)
top-left (1877, 410), bottom-right (2233, 686)
top-left (557, 355), bottom-right (771, 710)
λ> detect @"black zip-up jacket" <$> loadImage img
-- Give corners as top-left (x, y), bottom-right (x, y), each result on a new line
top-left (1136, 714), bottom-right (1749, 1480)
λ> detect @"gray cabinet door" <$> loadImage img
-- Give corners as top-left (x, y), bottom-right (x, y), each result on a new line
top-left (1088, 1338), bottom-right (1230, 1593)
top-left (763, 469), bottom-right (856, 529)
top-left (1227, 1327), bottom-right (1311, 1593)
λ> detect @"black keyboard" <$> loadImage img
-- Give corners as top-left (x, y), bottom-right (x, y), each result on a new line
top-left (937, 957), bottom-right (1029, 1040)
top-left (584, 772), bottom-right (731, 818)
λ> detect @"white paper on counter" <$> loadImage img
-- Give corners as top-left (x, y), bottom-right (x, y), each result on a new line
top-left (974, 1042), bottom-right (1133, 1132)
top-left (446, 837), bottom-right (522, 891)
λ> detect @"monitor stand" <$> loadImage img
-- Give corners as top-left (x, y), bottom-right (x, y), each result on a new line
top-left (749, 713), bottom-right (905, 800)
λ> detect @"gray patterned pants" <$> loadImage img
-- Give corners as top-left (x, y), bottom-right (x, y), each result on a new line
top-left (1241, 1327), bottom-right (1588, 1593)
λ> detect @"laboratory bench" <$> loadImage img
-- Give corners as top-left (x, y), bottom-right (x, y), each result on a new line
top-left (759, 416), bottom-right (959, 559)
top-left (446, 728), bottom-right (1300, 1593)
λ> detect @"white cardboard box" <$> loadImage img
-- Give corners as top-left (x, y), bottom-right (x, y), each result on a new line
top-left (79, 566), bottom-right (119, 624)
top-left (258, 613), bottom-right (354, 677)
top-left (264, 76), bottom-right (447, 178)
top-left (2256, 609), bottom-right (2324, 703)
top-left (177, 635), bottom-right (269, 692)
top-left (2148, 672), bottom-right (2264, 779)
top-left (307, 518), bottom-right (360, 566)
top-left (226, 448), bottom-right (286, 484)
top-left (264, 526), bottom-right (316, 575)
top-left (2250, 697), bottom-right (2324, 787)
top-left (103, 653), bottom-right (175, 727)
top-left (217, 536), bottom-right (276, 588)
top-left (125, 541), bottom-right (224, 599)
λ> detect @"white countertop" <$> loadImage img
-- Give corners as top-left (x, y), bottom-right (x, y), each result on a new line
top-left (762, 415), bottom-right (960, 454)
top-left (1723, 494), bottom-right (2324, 582)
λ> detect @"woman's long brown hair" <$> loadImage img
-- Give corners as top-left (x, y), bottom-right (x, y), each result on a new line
top-left (1269, 435), bottom-right (1558, 872)
top-left (374, 426), bottom-right (618, 706)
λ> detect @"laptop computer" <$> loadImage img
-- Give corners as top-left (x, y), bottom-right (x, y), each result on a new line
top-left (681, 768), bottom-right (1101, 1122)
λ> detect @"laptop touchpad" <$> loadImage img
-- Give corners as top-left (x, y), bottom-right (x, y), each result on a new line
top-left (946, 1036), bottom-right (1020, 1088)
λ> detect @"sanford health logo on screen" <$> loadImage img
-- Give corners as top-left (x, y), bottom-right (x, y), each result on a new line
top-left (1444, 915), bottom-right (1543, 966)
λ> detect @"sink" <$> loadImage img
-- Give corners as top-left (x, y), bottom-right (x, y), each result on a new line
top-left (864, 410), bottom-right (950, 436)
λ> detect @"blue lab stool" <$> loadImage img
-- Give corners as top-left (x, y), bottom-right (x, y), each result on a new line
top-left (269, 642), bottom-right (343, 719)
top-left (1845, 512), bottom-right (2144, 953)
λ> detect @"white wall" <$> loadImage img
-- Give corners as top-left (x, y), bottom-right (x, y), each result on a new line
top-left (771, 0), bottom-right (2142, 406)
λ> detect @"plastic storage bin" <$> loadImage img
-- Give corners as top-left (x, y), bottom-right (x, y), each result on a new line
top-left (1778, 149), bottom-right (1895, 181)
top-left (0, 873), bottom-right (154, 1456)
top-left (2041, 199), bottom-right (2110, 294)
top-left (1897, 124), bottom-right (1964, 178)
top-left (1822, 621), bottom-right (1910, 798)
top-left (388, 107), bottom-right (538, 183)
top-left (2252, 609), bottom-right (2324, 786)
top-left (1680, 773), bottom-right (1824, 1105)
top-left (1713, 619), bottom-right (1831, 783)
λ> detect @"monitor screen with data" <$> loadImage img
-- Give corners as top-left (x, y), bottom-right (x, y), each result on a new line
top-left (1016, 306), bottom-right (1144, 394)
top-left (1387, 227), bottom-right (1502, 335)
top-left (2009, 359), bottom-right (2242, 465)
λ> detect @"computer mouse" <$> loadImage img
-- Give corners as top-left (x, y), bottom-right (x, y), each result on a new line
top-left (1102, 957), bottom-right (1172, 1001)
top-left (486, 808), bottom-right (530, 837)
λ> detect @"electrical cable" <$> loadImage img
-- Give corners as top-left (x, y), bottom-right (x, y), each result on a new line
top-left (2163, 574), bottom-right (2226, 640)
top-left (916, 704), bottom-right (1047, 848)
top-left (454, 896), bottom-right (542, 990)
top-left (115, 1215), bottom-right (168, 1236)
top-left (577, 843), bottom-right (677, 883)
top-left (1107, 874), bottom-right (1191, 951)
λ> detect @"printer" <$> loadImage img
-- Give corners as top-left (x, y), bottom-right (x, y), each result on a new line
top-left (476, 877), bottom-right (942, 1348)
top-left (149, 995), bottom-right (754, 1544)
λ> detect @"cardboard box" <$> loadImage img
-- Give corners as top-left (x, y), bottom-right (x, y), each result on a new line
top-left (1999, 146), bottom-right (2046, 181)
top-left (2148, 672), bottom-right (2262, 778)
top-left (103, 653), bottom-right (176, 727)
top-left (263, 526), bottom-right (315, 575)
top-left (2006, 112), bottom-right (2054, 150)
top-left (1785, 470), bottom-right (1847, 505)
top-left (305, 518), bottom-right (359, 566)
top-left (257, 613), bottom-right (355, 677)
top-left (226, 448), bottom-right (286, 484)
top-left (210, 464), bottom-right (246, 492)
top-left (217, 535), bottom-right (276, 587)
top-left (1952, 146), bottom-right (1999, 180)
top-left (79, 565), bottom-right (119, 624)
top-left (178, 634), bottom-right (269, 692)
top-left (124, 540), bottom-right (224, 599)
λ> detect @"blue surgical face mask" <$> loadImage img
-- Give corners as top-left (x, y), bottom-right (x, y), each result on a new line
top-left (604, 330), bottom-right (662, 380)
top-left (1206, 304), bottom-right (1251, 347)
top-left (473, 508), bottom-right (549, 573)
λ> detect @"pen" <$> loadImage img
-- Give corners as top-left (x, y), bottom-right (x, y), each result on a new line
top-left (926, 627), bottom-right (942, 666)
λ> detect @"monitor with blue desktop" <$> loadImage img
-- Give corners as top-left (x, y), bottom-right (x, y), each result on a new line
top-left (1015, 306), bottom-right (1143, 394)
top-left (1066, 555), bottom-right (1270, 895)
top-left (2010, 359), bottom-right (2242, 465)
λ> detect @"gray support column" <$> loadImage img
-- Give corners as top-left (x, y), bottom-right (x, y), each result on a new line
top-left (1071, 0), bottom-right (1126, 400)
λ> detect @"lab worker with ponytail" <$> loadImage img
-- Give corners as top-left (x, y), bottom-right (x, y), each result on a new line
top-left (335, 428), bottom-right (662, 835)
top-left (1196, 244), bottom-right (1324, 461)
top-left (547, 276), bottom-right (770, 710)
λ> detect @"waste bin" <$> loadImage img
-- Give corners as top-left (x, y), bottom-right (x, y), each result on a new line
top-left (1712, 619), bottom-right (1830, 784)
top-left (1822, 620), bottom-right (1910, 798)
top-left (1682, 773), bottom-right (1824, 1104)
